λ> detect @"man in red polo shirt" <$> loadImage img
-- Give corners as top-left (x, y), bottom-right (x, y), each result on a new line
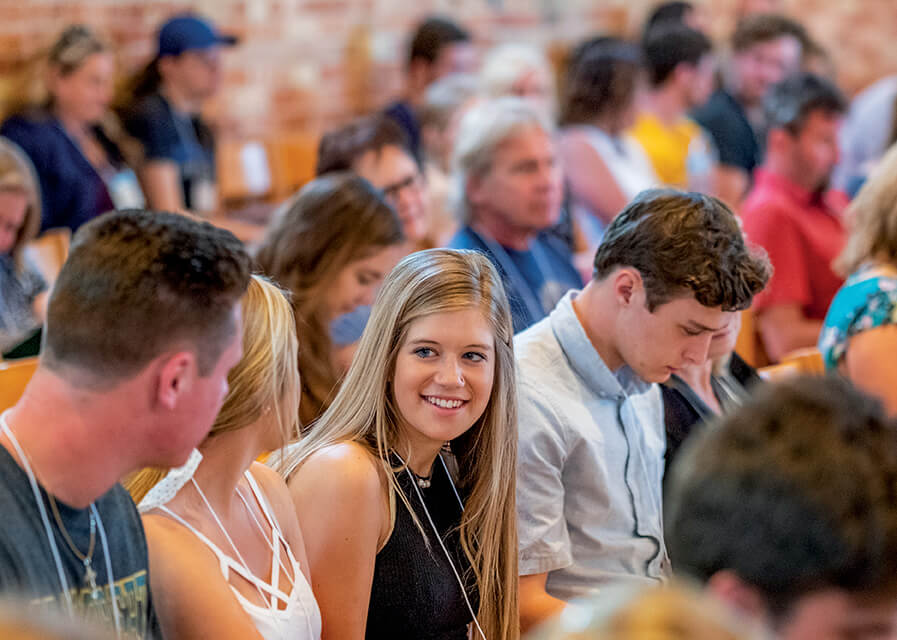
top-left (741, 72), bottom-right (847, 362)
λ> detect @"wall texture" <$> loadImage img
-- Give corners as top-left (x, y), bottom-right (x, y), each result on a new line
top-left (2, 0), bottom-right (895, 141)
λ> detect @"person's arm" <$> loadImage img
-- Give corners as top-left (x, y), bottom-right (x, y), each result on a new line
top-left (844, 325), bottom-right (897, 416)
top-left (516, 380), bottom-right (573, 633)
top-left (558, 131), bottom-right (629, 225)
top-left (31, 292), bottom-right (48, 325)
top-left (520, 573), bottom-right (566, 634)
top-left (287, 442), bottom-right (386, 640)
top-left (138, 160), bottom-right (187, 212)
top-left (756, 304), bottom-right (823, 362)
top-left (142, 515), bottom-right (267, 640)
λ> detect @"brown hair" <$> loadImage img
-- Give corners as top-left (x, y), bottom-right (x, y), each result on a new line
top-left (837, 143), bottom-right (897, 275)
top-left (315, 115), bottom-right (413, 175)
top-left (560, 37), bottom-right (644, 129)
top-left (731, 13), bottom-right (809, 53)
top-left (44, 209), bottom-right (251, 381)
top-left (255, 173), bottom-right (405, 427)
top-left (593, 189), bottom-right (771, 311)
top-left (0, 138), bottom-right (41, 267)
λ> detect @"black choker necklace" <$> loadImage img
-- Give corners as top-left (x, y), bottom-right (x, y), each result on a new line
top-left (410, 468), bottom-right (432, 489)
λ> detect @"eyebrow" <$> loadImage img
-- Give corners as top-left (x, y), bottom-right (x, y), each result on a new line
top-left (407, 339), bottom-right (494, 350)
top-left (685, 321), bottom-right (730, 333)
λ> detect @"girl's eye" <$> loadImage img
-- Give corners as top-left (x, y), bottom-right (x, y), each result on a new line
top-left (413, 347), bottom-right (435, 358)
top-left (463, 352), bottom-right (486, 363)
top-left (682, 327), bottom-right (701, 337)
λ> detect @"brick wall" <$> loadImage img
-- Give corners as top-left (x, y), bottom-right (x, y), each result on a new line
top-left (1, 0), bottom-right (895, 142)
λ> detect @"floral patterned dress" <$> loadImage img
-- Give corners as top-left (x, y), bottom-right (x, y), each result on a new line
top-left (819, 263), bottom-right (897, 370)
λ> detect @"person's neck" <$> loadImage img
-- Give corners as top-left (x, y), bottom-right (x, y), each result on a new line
top-left (674, 358), bottom-right (716, 405)
top-left (191, 424), bottom-right (267, 519)
top-left (161, 81), bottom-right (200, 115)
top-left (0, 371), bottom-right (139, 509)
top-left (763, 158), bottom-right (817, 193)
top-left (591, 114), bottom-right (621, 136)
top-left (395, 424), bottom-right (444, 479)
top-left (572, 280), bottom-right (625, 372)
top-left (644, 85), bottom-right (688, 126)
top-left (52, 105), bottom-right (91, 140)
top-left (472, 213), bottom-right (535, 251)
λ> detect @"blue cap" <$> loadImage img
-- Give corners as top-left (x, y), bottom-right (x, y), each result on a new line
top-left (157, 14), bottom-right (237, 58)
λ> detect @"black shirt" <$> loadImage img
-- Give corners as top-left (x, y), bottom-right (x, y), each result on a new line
top-left (692, 89), bottom-right (762, 174)
top-left (0, 446), bottom-right (156, 638)
top-left (365, 457), bottom-right (477, 639)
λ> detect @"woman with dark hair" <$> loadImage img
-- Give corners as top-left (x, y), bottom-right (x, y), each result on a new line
top-left (1, 25), bottom-right (143, 232)
top-left (120, 13), bottom-right (236, 214)
top-left (255, 173), bottom-right (406, 427)
top-left (558, 38), bottom-right (658, 241)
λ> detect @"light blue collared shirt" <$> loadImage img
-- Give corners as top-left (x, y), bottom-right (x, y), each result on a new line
top-left (515, 290), bottom-right (669, 601)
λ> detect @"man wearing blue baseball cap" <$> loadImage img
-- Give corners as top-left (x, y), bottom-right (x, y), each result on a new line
top-left (121, 13), bottom-right (237, 215)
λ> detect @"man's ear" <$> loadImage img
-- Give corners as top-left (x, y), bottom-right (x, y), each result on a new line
top-left (706, 570), bottom-right (771, 623)
top-left (612, 268), bottom-right (643, 307)
top-left (156, 351), bottom-right (197, 410)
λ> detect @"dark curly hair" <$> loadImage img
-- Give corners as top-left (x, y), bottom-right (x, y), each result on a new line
top-left (593, 189), bottom-right (771, 312)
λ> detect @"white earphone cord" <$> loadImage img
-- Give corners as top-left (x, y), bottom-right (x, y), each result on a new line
top-left (399, 452), bottom-right (487, 640)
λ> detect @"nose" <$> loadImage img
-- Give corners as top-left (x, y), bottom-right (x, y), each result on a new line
top-left (683, 334), bottom-right (714, 366)
top-left (434, 356), bottom-right (464, 388)
top-left (358, 286), bottom-right (376, 307)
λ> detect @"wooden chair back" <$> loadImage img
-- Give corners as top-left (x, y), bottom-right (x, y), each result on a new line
top-left (0, 357), bottom-right (38, 412)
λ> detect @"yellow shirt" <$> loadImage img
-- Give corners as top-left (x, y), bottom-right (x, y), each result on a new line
top-left (630, 113), bottom-right (715, 191)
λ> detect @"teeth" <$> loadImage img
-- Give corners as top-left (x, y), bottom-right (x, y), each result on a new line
top-left (426, 397), bottom-right (464, 409)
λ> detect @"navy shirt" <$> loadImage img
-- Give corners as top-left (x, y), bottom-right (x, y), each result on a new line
top-left (383, 100), bottom-right (422, 164)
top-left (1, 112), bottom-right (121, 232)
top-left (692, 89), bottom-right (761, 175)
top-left (122, 93), bottom-right (216, 210)
top-left (449, 226), bottom-right (583, 333)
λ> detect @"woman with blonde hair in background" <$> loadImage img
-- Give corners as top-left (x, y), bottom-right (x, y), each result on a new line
top-left (277, 249), bottom-right (519, 640)
top-left (126, 275), bottom-right (321, 640)
top-left (820, 142), bottom-right (897, 415)
top-left (1, 25), bottom-right (143, 232)
top-left (255, 173), bottom-right (406, 427)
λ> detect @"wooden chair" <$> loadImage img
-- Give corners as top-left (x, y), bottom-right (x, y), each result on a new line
top-left (734, 307), bottom-right (769, 368)
top-left (23, 228), bottom-right (71, 291)
top-left (265, 133), bottom-right (320, 201)
top-left (216, 139), bottom-right (273, 205)
top-left (758, 347), bottom-right (824, 381)
top-left (0, 357), bottom-right (38, 412)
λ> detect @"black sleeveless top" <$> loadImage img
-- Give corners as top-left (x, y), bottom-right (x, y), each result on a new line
top-left (365, 456), bottom-right (478, 639)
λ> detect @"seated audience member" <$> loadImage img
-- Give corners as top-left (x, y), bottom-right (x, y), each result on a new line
top-left (121, 13), bottom-right (237, 214)
top-left (419, 73), bottom-right (480, 244)
top-left (631, 24), bottom-right (717, 193)
top-left (449, 97), bottom-right (582, 333)
top-left (662, 311), bottom-right (766, 476)
top-left (255, 173), bottom-right (405, 427)
top-left (692, 14), bottom-right (806, 206)
top-left (666, 375), bottom-right (897, 640)
top-left (642, 2), bottom-right (711, 38)
top-left (384, 16), bottom-right (476, 163)
top-left (317, 115), bottom-right (431, 249)
top-left (558, 38), bottom-right (658, 239)
top-left (741, 72), bottom-right (848, 362)
top-left (127, 276), bottom-right (320, 640)
top-left (479, 43), bottom-right (556, 121)
top-left (529, 582), bottom-right (767, 640)
top-left (515, 190), bottom-right (769, 633)
top-left (0, 209), bottom-right (251, 637)
top-left (820, 143), bottom-right (897, 415)
top-left (834, 74), bottom-right (897, 197)
top-left (0, 139), bottom-right (47, 358)
top-left (1, 26), bottom-right (143, 232)
top-left (278, 249), bottom-right (518, 640)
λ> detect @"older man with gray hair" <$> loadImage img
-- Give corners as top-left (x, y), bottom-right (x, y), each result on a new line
top-left (448, 97), bottom-right (582, 332)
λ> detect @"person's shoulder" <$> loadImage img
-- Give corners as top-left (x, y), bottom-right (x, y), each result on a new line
top-left (1, 112), bottom-right (57, 149)
top-left (293, 441), bottom-right (385, 499)
top-left (515, 315), bottom-right (568, 385)
top-left (446, 226), bottom-right (483, 251)
top-left (692, 91), bottom-right (740, 128)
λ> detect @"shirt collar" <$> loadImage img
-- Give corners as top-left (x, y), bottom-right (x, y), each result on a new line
top-left (548, 291), bottom-right (652, 399)
top-left (753, 168), bottom-right (825, 208)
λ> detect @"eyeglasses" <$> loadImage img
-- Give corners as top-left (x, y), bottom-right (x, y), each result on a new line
top-left (380, 172), bottom-right (423, 202)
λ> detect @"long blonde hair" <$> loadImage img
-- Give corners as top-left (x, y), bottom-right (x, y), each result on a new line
top-left (126, 274), bottom-right (300, 503)
top-left (0, 137), bottom-right (41, 266)
top-left (280, 248), bottom-right (519, 640)
top-left (836, 142), bottom-right (897, 276)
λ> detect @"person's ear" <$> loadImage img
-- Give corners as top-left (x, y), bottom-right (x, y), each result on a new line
top-left (613, 268), bottom-right (642, 307)
top-left (767, 127), bottom-right (793, 155)
top-left (156, 351), bottom-right (197, 410)
top-left (706, 570), bottom-right (771, 623)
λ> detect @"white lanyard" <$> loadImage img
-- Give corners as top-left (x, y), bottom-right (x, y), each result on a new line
top-left (394, 452), bottom-right (487, 640)
top-left (0, 411), bottom-right (121, 637)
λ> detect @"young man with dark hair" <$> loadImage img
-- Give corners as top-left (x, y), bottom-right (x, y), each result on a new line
top-left (0, 209), bottom-right (251, 637)
top-left (667, 375), bottom-right (897, 640)
top-left (692, 13), bottom-right (807, 205)
top-left (631, 24), bottom-right (717, 192)
top-left (642, 1), bottom-right (709, 39)
top-left (383, 15), bottom-right (476, 162)
top-left (741, 72), bottom-right (847, 362)
top-left (515, 189), bottom-right (770, 632)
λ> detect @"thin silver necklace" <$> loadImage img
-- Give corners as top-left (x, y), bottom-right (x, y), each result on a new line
top-left (0, 410), bottom-right (121, 637)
